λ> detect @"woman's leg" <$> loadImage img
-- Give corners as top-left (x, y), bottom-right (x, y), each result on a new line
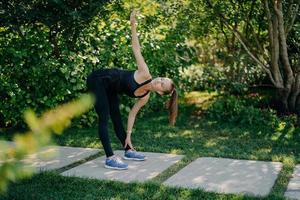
top-left (87, 77), bottom-right (114, 157)
top-left (108, 92), bottom-right (131, 151)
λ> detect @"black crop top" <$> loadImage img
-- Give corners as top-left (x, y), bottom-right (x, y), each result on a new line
top-left (88, 68), bottom-right (152, 98)
top-left (118, 70), bottom-right (152, 98)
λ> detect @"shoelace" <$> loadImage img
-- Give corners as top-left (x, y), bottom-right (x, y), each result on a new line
top-left (112, 156), bottom-right (123, 164)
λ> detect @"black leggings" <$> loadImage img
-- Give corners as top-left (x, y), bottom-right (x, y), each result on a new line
top-left (87, 74), bottom-right (130, 157)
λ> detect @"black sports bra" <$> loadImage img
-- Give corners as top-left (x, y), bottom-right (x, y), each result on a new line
top-left (118, 70), bottom-right (152, 98)
top-left (87, 68), bottom-right (152, 98)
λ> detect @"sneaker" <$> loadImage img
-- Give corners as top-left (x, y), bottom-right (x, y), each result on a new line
top-left (123, 150), bottom-right (147, 161)
top-left (105, 156), bottom-right (128, 170)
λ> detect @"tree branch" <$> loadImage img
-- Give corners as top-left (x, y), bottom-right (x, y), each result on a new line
top-left (264, 0), bottom-right (284, 87)
top-left (205, 0), bottom-right (276, 85)
top-left (285, 3), bottom-right (299, 36)
top-left (265, 0), bottom-right (274, 48)
top-left (231, 29), bottom-right (278, 86)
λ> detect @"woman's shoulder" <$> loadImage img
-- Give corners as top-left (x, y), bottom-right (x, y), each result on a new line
top-left (133, 70), bottom-right (151, 84)
top-left (135, 70), bottom-right (152, 79)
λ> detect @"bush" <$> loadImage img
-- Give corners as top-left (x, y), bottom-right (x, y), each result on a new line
top-left (0, 26), bottom-right (94, 128)
top-left (179, 63), bottom-right (256, 95)
top-left (179, 64), bottom-right (225, 92)
top-left (0, 0), bottom-right (197, 128)
top-left (206, 95), bottom-right (280, 129)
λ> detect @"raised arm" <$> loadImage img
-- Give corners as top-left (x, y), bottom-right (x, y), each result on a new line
top-left (130, 11), bottom-right (151, 77)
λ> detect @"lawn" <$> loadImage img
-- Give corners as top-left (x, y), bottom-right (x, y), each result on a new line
top-left (0, 91), bottom-right (299, 200)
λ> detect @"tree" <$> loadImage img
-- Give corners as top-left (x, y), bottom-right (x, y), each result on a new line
top-left (203, 0), bottom-right (299, 114)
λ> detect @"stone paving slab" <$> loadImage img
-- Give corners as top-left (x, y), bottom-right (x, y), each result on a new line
top-left (61, 150), bottom-right (184, 183)
top-left (285, 165), bottom-right (300, 200)
top-left (0, 140), bottom-right (100, 172)
top-left (24, 146), bottom-right (100, 172)
top-left (163, 157), bottom-right (282, 197)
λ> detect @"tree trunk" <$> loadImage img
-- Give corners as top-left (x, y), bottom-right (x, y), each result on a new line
top-left (289, 73), bottom-right (300, 113)
top-left (276, 0), bottom-right (299, 115)
top-left (296, 92), bottom-right (300, 115)
top-left (205, 0), bottom-right (299, 116)
top-left (277, 87), bottom-right (290, 113)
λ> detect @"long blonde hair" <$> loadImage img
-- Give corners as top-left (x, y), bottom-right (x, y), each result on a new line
top-left (164, 82), bottom-right (178, 125)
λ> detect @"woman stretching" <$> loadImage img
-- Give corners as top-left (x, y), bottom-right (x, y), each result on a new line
top-left (86, 11), bottom-right (178, 170)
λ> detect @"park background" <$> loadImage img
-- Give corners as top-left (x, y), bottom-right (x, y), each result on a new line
top-left (0, 0), bottom-right (299, 199)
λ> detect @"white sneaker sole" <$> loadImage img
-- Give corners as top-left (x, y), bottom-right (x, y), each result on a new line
top-left (104, 164), bottom-right (128, 170)
top-left (122, 156), bottom-right (147, 161)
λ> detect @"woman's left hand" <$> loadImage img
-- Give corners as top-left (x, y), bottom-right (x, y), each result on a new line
top-left (124, 136), bottom-right (135, 150)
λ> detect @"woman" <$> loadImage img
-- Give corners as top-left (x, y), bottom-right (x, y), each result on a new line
top-left (86, 11), bottom-right (178, 170)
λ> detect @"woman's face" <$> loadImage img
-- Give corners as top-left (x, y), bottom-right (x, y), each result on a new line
top-left (151, 77), bottom-right (173, 95)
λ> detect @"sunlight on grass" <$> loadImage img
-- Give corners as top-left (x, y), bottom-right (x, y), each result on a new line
top-left (180, 130), bottom-right (194, 138)
top-left (281, 156), bottom-right (296, 166)
top-left (271, 155), bottom-right (296, 164)
top-left (178, 189), bottom-right (193, 199)
top-left (248, 155), bottom-right (259, 160)
top-left (272, 124), bottom-right (296, 141)
top-left (277, 122), bottom-right (286, 132)
top-left (271, 131), bottom-right (283, 141)
top-left (166, 132), bottom-right (177, 138)
top-left (86, 141), bottom-right (101, 148)
top-left (269, 155), bottom-right (296, 197)
top-left (154, 133), bottom-right (162, 138)
top-left (170, 149), bottom-right (183, 154)
top-left (284, 126), bottom-right (296, 139)
top-left (183, 91), bottom-right (218, 108)
top-left (134, 186), bottom-right (145, 195)
top-left (152, 186), bottom-right (168, 199)
top-left (253, 148), bottom-right (272, 156)
top-left (204, 139), bottom-right (218, 148)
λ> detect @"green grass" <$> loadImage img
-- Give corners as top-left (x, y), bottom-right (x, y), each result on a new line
top-left (0, 91), bottom-right (299, 200)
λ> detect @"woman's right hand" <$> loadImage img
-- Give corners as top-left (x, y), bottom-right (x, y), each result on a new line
top-left (124, 135), bottom-right (135, 151)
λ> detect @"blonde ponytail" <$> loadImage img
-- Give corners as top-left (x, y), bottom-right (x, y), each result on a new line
top-left (168, 89), bottom-right (178, 125)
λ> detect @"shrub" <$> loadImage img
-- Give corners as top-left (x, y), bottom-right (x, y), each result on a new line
top-left (207, 95), bottom-right (280, 129)
top-left (0, 1), bottom-right (197, 128)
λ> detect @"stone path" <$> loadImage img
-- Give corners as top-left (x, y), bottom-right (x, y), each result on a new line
top-left (0, 140), bottom-right (100, 172)
top-left (61, 150), bottom-right (184, 183)
top-left (285, 165), bottom-right (300, 200)
top-left (163, 157), bottom-right (282, 197)
top-left (24, 146), bottom-right (100, 172)
top-left (2, 140), bottom-right (300, 198)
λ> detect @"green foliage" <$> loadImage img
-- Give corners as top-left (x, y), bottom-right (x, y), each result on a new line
top-left (0, 0), bottom-right (110, 45)
top-left (222, 82), bottom-right (249, 95)
top-left (0, 93), bottom-right (94, 193)
top-left (0, 0), bottom-right (197, 128)
top-left (207, 95), bottom-right (280, 129)
top-left (0, 25), bottom-right (94, 127)
top-left (180, 64), bottom-right (225, 92)
top-left (179, 63), bottom-right (253, 95)
top-left (182, 0), bottom-right (267, 92)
